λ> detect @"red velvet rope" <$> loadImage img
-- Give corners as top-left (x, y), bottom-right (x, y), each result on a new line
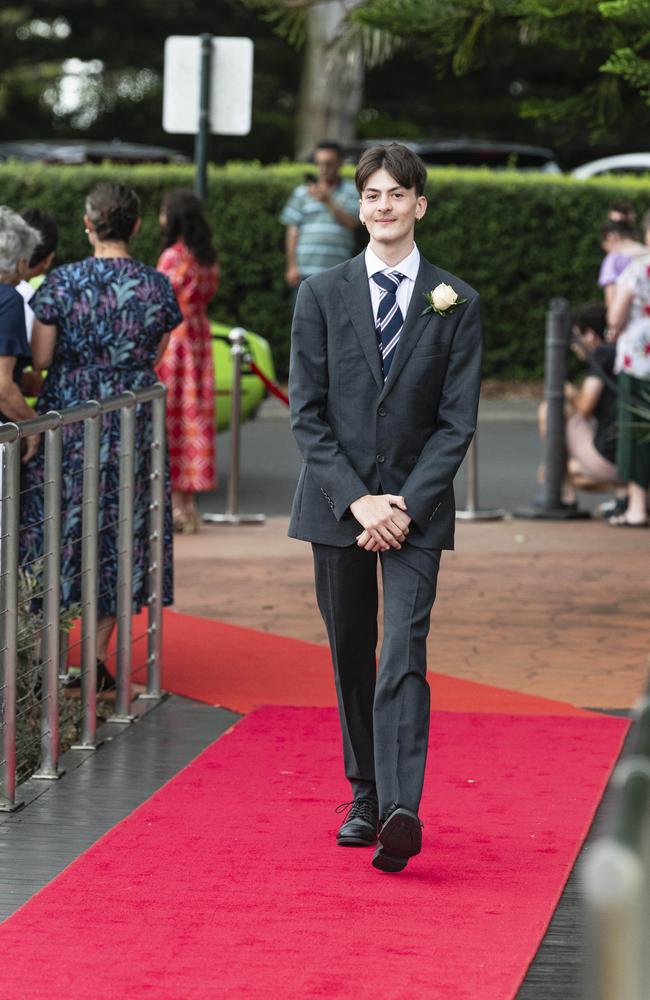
top-left (248, 360), bottom-right (290, 406)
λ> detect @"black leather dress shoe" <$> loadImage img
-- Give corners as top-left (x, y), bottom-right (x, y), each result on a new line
top-left (372, 806), bottom-right (422, 872)
top-left (336, 797), bottom-right (379, 847)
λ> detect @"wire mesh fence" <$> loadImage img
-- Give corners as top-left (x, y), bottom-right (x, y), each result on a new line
top-left (0, 383), bottom-right (168, 809)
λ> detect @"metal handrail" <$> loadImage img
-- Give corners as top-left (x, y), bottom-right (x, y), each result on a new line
top-left (0, 382), bottom-right (168, 808)
top-left (583, 688), bottom-right (650, 1000)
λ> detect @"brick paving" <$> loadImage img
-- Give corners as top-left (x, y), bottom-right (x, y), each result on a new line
top-left (175, 517), bottom-right (649, 710)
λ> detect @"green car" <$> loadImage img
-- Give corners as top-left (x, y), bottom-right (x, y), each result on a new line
top-left (23, 293), bottom-right (277, 432)
top-left (211, 322), bottom-right (278, 433)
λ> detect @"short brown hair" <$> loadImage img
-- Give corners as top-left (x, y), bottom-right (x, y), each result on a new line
top-left (355, 143), bottom-right (428, 197)
top-left (85, 182), bottom-right (140, 242)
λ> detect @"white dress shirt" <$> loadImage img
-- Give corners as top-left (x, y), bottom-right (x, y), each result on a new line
top-left (365, 243), bottom-right (420, 325)
top-left (16, 280), bottom-right (34, 342)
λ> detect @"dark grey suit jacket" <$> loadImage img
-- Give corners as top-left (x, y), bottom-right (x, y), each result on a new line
top-left (288, 250), bottom-right (482, 549)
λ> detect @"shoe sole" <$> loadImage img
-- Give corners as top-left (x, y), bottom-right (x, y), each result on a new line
top-left (337, 835), bottom-right (377, 847)
top-left (372, 809), bottom-right (422, 873)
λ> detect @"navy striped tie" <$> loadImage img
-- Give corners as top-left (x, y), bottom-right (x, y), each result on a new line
top-left (372, 270), bottom-right (405, 378)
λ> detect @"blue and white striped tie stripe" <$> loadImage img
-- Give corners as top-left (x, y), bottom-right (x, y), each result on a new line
top-left (372, 270), bottom-right (405, 378)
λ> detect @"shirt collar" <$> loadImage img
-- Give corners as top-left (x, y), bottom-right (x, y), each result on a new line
top-left (365, 242), bottom-right (420, 283)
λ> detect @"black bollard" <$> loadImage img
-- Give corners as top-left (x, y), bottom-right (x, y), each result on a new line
top-left (515, 297), bottom-right (589, 520)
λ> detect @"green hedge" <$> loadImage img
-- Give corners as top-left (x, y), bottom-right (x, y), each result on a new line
top-left (2, 161), bottom-right (650, 380)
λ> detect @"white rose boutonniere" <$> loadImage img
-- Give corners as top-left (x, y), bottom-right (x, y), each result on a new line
top-left (421, 282), bottom-right (467, 317)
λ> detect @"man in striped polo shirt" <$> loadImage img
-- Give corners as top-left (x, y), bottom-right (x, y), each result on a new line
top-left (281, 141), bottom-right (359, 299)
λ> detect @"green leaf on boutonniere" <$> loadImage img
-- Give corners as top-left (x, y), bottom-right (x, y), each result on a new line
top-left (420, 290), bottom-right (468, 318)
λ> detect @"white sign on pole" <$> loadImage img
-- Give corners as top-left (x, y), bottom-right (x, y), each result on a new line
top-left (163, 36), bottom-right (253, 136)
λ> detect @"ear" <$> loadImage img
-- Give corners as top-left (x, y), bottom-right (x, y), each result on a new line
top-left (132, 217), bottom-right (142, 238)
top-left (414, 195), bottom-right (428, 221)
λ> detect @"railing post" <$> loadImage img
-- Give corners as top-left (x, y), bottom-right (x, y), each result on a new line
top-left (33, 416), bottom-right (65, 780)
top-left (456, 431), bottom-right (506, 522)
top-left (0, 433), bottom-right (22, 809)
top-left (515, 298), bottom-right (589, 520)
top-left (71, 403), bottom-right (101, 750)
top-left (142, 388), bottom-right (166, 700)
top-left (111, 393), bottom-right (136, 723)
top-left (202, 328), bottom-right (265, 525)
top-left (584, 838), bottom-right (646, 1000)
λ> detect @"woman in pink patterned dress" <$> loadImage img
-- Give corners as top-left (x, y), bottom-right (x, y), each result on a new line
top-left (156, 191), bottom-right (219, 532)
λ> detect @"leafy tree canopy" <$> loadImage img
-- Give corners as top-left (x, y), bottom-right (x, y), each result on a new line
top-left (354, 0), bottom-right (650, 143)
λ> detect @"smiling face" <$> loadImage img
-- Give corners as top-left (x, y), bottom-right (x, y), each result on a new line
top-left (359, 167), bottom-right (427, 256)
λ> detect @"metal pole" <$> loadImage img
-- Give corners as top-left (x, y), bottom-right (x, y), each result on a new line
top-left (0, 434), bottom-right (21, 810)
top-left (202, 329), bottom-right (265, 525)
top-left (142, 390), bottom-right (166, 700)
top-left (583, 839), bottom-right (645, 1000)
top-left (110, 395), bottom-right (136, 723)
top-left (33, 418), bottom-right (65, 780)
top-left (514, 298), bottom-right (589, 519)
top-left (544, 297), bottom-right (568, 508)
top-left (456, 431), bottom-right (506, 521)
top-left (71, 404), bottom-right (101, 750)
top-left (193, 33), bottom-right (212, 201)
top-left (228, 332), bottom-right (244, 516)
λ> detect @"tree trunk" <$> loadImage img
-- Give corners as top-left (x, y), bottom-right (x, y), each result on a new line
top-left (295, 1), bottom-right (364, 159)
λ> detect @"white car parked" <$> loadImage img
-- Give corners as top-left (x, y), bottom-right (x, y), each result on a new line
top-left (571, 153), bottom-right (650, 179)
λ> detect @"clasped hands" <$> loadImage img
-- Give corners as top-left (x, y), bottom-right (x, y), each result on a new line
top-left (349, 494), bottom-right (411, 552)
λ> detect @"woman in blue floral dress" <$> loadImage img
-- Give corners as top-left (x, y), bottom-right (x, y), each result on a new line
top-left (21, 183), bottom-right (181, 688)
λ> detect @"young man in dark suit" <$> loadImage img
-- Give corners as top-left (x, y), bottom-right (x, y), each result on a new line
top-left (288, 143), bottom-right (482, 872)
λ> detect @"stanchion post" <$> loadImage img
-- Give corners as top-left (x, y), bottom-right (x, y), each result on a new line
top-left (143, 387), bottom-right (166, 700)
top-left (228, 330), bottom-right (244, 516)
top-left (583, 838), bottom-right (646, 1000)
top-left (0, 432), bottom-right (22, 810)
top-left (71, 404), bottom-right (101, 750)
top-left (202, 328), bottom-right (265, 525)
top-left (456, 430), bottom-right (506, 522)
top-left (515, 298), bottom-right (589, 520)
top-left (34, 417), bottom-right (65, 779)
top-left (110, 394), bottom-right (136, 723)
top-left (544, 297), bottom-right (569, 509)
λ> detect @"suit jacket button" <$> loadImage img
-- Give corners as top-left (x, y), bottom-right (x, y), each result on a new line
top-left (376, 453), bottom-right (385, 463)
top-left (378, 407), bottom-right (387, 417)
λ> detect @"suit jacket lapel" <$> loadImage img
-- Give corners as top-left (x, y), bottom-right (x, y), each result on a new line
top-left (340, 252), bottom-right (383, 390)
top-left (379, 257), bottom-right (439, 400)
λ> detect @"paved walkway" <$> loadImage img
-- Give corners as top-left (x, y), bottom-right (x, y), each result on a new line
top-left (174, 516), bottom-right (649, 710)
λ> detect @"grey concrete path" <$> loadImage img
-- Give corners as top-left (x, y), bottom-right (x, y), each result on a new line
top-left (200, 396), bottom-right (605, 519)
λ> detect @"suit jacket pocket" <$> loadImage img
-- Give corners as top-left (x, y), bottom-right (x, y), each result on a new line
top-left (408, 351), bottom-right (447, 361)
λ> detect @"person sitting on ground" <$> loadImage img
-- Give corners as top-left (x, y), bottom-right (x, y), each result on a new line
top-left (599, 220), bottom-right (648, 308)
top-left (537, 302), bottom-right (622, 506)
top-left (0, 206), bottom-right (41, 462)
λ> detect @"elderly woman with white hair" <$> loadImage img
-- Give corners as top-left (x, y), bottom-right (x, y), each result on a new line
top-left (0, 206), bottom-right (40, 462)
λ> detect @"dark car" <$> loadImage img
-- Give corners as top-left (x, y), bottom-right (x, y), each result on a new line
top-left (0, 140), bottom-right (190, 165)
top-left (343, 138), bottom-right (561, 173)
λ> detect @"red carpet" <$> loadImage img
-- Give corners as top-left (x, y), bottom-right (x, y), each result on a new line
top-left (0, 706), bottom-right (628, 999)
top-left (70, 609), bottom-right (596, 716)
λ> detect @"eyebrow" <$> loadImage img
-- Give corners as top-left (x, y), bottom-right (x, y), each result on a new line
top-left (363, 185), bottom-right (406, 194)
